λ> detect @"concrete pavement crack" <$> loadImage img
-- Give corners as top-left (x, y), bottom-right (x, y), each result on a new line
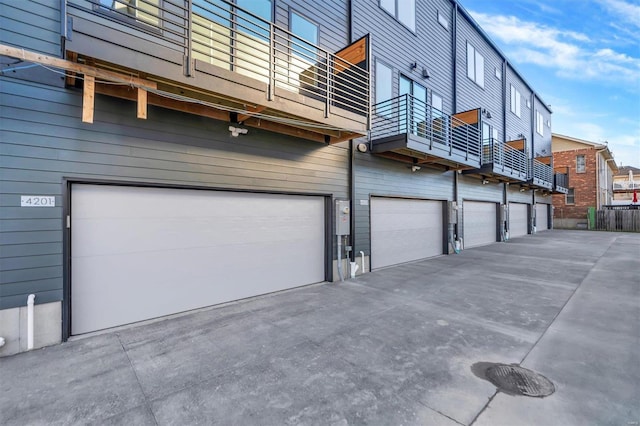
top-left (117, 333), bottom-right (160, 426)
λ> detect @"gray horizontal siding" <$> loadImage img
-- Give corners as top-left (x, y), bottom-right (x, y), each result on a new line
top-left (0, 78), bottom-right (349, 309)
top-left (505, 64), bottom-right (533, 150)
top-left (533, 96), bottom-right (552, 156)
top-left (0, 0), bottom-right (60, 56)
top-left (352, 0), bottom-right (454, 113)
top-left (507, 185), bottom-right (533, 204)
top-left (276, 0), bottom-right (349, 53)
top-left (535, 193), bottom-right (552, 204)
top-left (455, 9), bottom-right (504, 138)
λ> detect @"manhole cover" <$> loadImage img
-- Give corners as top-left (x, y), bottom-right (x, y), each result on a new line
top-left (472, 362), bottom-right (555, 397)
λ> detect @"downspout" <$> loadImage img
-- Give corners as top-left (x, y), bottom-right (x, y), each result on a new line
top-left (452, 1), bottom-right (458, 112)
top-left (27, 294), bottom-right (35, 350)
top-left (60, 0), bottom-right (68, 57)
top-left (595, 147), bottom-right (608, 209)
top-left (452, 1), bottom-right (460, 250)
top-left (502, 59), bottom-right (508, 241)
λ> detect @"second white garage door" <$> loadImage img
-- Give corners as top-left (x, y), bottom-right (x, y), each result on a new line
top-left (370, 197), bottom-right (443, 270)
top-left (71, 184), bottom-right (326, 335)
top-left (536, 204), bottom-right (549, 231)
top-left (509, 203), bottom-right (529, 238)
top-left (463, 201), bottom-right (497, 248)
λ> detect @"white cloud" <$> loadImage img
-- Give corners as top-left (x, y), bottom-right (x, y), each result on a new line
top-left (598, 0), bottom-right (640, 30)
top-left (470, 11), bottom-right (640, 90)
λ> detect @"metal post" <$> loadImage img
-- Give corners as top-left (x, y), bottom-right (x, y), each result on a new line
top-left (185, 0), bottom-right (193, 77)
top-left (268, 22), bottom-right (275, 101)
top-left (325, 50), bottom-right (331, 118)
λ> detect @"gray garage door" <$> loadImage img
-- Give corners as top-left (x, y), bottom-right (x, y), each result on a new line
top-left (370, 197), bottom-right (443, 270)
top-left (463, 201), bottom-right (497, 248)
top-left (71, 184), bottom-right (325, 335)
top-left (509, 202), bottom-right (529, 238)
top-left (536, 204), bottom-right (549, 231)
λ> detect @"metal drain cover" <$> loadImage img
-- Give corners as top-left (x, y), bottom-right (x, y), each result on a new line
top-left (472, 362), bottom-right (555, 397)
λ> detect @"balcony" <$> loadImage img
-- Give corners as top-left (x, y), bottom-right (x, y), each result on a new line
top-left (529, 158), bottom-right (554, 191)
top-left (613, 181), bottom-right (640, 191)
top-left (463, 138), bottom-right (528, 182)
top-left (553, 167), bottom-right (569, 194)
top-left (63, 0), bottom-right (370, 143)
top-left (370, 94), bottom-right (482, 170)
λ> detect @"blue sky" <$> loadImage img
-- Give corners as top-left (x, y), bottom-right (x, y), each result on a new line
top-left (459, 0), bottom-right (640, 168)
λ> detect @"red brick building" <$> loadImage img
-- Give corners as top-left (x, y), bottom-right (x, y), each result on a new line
top-left (552, 134), bottom-right (617, 229)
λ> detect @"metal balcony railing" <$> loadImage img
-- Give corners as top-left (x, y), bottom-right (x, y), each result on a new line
top-left (371, 94), bottom-right (482, 158)
top-left (532, 159), bottom-right (553, 185)
top-left (554, 172), bottom-right (568, 189)
top-left (88, 0), bottom-right (369, 118)
top-left (482, 138), bottom-right (528, 175)
top-left (613, 181), bottom-right (640, 190)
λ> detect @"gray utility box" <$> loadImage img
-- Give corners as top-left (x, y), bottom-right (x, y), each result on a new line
top-left (335, 200), bottom-right (351, 235)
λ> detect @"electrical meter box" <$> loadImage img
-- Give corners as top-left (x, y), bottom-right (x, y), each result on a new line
top-left (448, 201), bottom-right (458, 224)
top-left (500, 204), bottom-right (508, 222)
top-left (335, 200), bottom-right (351, 235)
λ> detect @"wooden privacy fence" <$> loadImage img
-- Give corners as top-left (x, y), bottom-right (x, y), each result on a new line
top-left (594, 208), bottom-right (640, 232)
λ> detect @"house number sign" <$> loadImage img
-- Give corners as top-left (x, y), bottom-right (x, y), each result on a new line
top-left (21, 196), bottom-right (56, 207)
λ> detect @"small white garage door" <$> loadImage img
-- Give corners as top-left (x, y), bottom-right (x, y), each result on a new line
top-left (463, 201), bottom-right (497, 248)
top-left (71, 184), bottom-right (325, 335)
top-left (370, 197), bottom-right (443, 270)
top-left (536, 204), bottom-right (549, 231)
top-left (509, 203), bottom-right (529, 238)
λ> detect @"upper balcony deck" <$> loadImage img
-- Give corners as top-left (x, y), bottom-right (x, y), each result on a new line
top-left (370, 94), bottom-right (482, 170)
top-left (64, 0), bottom-right (369, 143)
top-left (529, 157), bottom-right (554, 191)
top-left (463, 138), bottom-right (528, 183)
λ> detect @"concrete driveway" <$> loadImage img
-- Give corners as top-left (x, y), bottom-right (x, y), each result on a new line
top-left (1, 230), bottom-right (639, 425)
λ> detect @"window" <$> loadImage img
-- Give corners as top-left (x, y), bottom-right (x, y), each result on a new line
top-left (380, 0), bottom-right (416, 31)
top-left (431, 93), bottom-right (443, 112)
top-left (566, 188), bottom-right (575, 204)
top-left (510, 85), bottom-right (521, 118)
top-left (576, 155), bottom-right (586, 173)
top-left (494, 67), bottom-right (502, 80)
top-left (437, 10), bottom-right (449, 30)
top-left (375, 61), bottom-right (393, 117)
top-left (291, 11), bottom-right (318, 46)
top-left (399, 75), bottom-right (427, 136)
top-left (466, 43), bottom-right (484, 88)
top-left (375, 61), bottom-right (393, 104)
top-left (97, 0), bottom-right (160, 26)
top-left (526, 99), bottom-right (531, 108)
top-left (536, 110), bottom-right (544, 136)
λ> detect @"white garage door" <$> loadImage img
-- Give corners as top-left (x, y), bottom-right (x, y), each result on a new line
top-left (536, 204), bottom-right (549, 231)
top-left (71, 184), bottom-right (325, 335)
top-left (463, 201), bottom-right (497, 248)
top-left (370, 197), bottom-right (443, 270)
top-left (509, 203), bottom-right (529, 238)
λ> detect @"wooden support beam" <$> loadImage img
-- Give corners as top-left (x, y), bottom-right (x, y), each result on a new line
top-left (94, 84), bottom-right (229, 121)
top-left (137, 88), bottom-right (147, 119)
top-left (82, 75), bottom-right (95, 123)
top-left (65, 51), bottom-right (78, 87)
top-left (243, 117), bottom-right (326, 143)
top-left (237, 105), bottom-right (267, 122)
top-left (0, 44), bottom-right (157, 89)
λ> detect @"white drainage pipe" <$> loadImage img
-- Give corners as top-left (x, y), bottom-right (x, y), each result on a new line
top-left (349, 262), bottom-right (359, 278)
top-left (360, 251), bottom-right (366, 274)
top-left (27, 294), bottom-right (35, 350)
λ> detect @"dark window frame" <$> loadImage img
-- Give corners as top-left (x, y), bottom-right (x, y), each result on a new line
top-left (379, 0), bottom-right (416, 33)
